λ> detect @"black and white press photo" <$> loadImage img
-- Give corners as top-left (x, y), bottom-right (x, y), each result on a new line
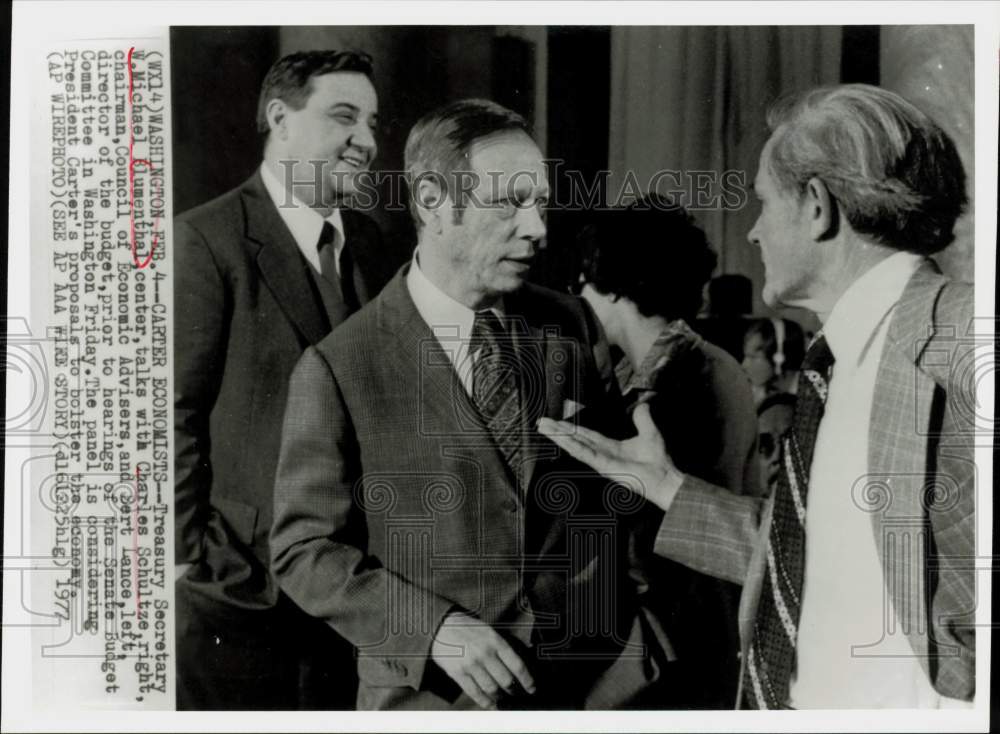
top-left (2, 3), bottom-right (996, 732)
top-left (170, 21), bottom-right (981, 713)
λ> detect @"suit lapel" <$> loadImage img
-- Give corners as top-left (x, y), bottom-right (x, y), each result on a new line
top-left (241, 173), bottom-right (331, 345)
top-left (376, 267), bottom-right (497, 444)
top-left (880, 260), bottom-right (946, 369)
top-left (867, 261), bottom-right (948, 666)
top-left (870, 261), bottom-right (947, 497)
top-left (376, 273), bottom-right (579, 494)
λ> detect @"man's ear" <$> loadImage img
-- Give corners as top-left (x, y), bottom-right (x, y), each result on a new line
top-left (804, 176), bottom-right (837, 241)
top-left (265, 98), bottom-right (289, 142)
top-left (415, 178), bottom-right (447, 234)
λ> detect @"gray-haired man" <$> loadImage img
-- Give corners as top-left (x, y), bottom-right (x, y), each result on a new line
top-left (541, 83), bottom-right (976, 709)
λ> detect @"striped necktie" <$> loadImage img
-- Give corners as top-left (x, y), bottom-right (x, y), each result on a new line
top-left (743, 333), bottom-right (835, 709)
top-left (470, 310), bottom-right (523, 476)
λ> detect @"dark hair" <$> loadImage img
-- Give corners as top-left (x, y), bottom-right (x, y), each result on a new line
top-left (743, 317), bottom-right (806, 373)
top-left (757, 391), bottom-right (797, 417)
top-left (256, 50), bottom-right (374, 134)
top-left (404, 99), bottom-right (532, 227)
top-left (765, 84), bottom-right (967, 255)
top-left (576, 194), bottom-right (717, 323)
top-left (708, 274), bottom-right (753, 318)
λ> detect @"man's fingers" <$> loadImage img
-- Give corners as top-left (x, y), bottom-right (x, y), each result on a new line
top-left (468, 665), bottom-right (502, 703)
top-left (456, 672), bottom-right (496, 710)
top-left (536, 416), bottom-right (571, 437)
top-left (481, 654), bottom-right (516, 695)
top-left (547, 431), bottom-right (597, 462)
top-left (537, 423), bottom-right (594, 458)
top-left (537, 420), bottom-right (605, 469)
top-left (557, 429), bottom-right (622, 473)
top-left (494, 642), bottom-right (536, 694)
top-left (542, 418), bottom-right (620, 454)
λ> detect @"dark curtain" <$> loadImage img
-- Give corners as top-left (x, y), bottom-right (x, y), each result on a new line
top-left (608, 26), bottom-right (841, 322)
top-left (608, 24), bottom-right (976, 317)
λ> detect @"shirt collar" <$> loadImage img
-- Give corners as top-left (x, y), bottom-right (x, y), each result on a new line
top-left (822, 251), bottom-right (925, 370)
top-left (405, 250), bottom-right (504, 340)
top-left (260, 163), bottom-right (344, 271)
top-left (617, 318), bottom-right (701, 394)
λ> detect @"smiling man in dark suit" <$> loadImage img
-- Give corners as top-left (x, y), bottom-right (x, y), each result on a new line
top-left (271, 99), bottom-right (670, 710)
top-left (174, 49), bottom-right (402, 710)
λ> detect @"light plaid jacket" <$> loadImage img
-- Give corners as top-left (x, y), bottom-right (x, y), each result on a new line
top-left (655, 261), bottom-right (977, 705)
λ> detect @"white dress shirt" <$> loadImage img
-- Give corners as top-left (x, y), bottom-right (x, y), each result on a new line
top-left (406, 252), bottom-right (503, 395)
top-left (789, 251), bottom-right (968, 709)
top-left (259, 162), bottom-right (346, 276)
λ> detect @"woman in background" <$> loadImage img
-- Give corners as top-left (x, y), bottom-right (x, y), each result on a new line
top-left (573, 195), bottom-right (761, 709)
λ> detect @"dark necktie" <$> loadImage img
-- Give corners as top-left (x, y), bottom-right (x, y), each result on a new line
top-left (317, 220), bottom-right (360, 313)
top-left (743, 333), bottom-right (835, 709)
top-left (470, 310), bottom-right (523, 477)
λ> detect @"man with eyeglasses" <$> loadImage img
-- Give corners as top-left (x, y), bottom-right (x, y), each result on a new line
top-left (271, 99), bottom-right (671, 710)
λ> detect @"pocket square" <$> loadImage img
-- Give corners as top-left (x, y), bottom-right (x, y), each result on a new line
top-left (562, 399), bottom-right (586, 420)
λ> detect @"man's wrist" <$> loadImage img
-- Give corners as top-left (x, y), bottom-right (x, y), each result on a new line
top-left (649, 468), bottom-right (685, 513)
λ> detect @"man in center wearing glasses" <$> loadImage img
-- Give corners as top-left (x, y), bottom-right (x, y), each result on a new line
top-left (271, 99), bottom-right (671, 710)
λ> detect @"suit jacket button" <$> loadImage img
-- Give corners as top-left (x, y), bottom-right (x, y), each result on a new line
top-left (501, 499), bottom-right (518, 513)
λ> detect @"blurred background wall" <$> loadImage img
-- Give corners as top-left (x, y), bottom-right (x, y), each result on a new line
top-left (171, 25), bottom-right (975, 328)
top-left (880, 25), bottom-right (974, 284)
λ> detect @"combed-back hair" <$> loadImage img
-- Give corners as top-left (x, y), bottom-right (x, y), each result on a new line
top-left (765, 84), bottom-right (967, 255)
top-left (256, 50), bottom-right (374, 134)
top-left (404, 99), bottom-right (531, 227)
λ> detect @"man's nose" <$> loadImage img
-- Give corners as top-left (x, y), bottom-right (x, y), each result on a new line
top-left (518, 203), bottom-right (546, 242)
top-left (348, 124), bottom-right (377, 154)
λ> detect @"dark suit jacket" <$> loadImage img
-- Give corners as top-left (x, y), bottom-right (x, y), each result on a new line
top-left (271, 266), bottom-right (668, 709)
top-left (620, 322), bottom-right (759, 708)
top-left (174, 171), bottom-right (400, 609)
top-left (654, 261), bottom-right (976, 704)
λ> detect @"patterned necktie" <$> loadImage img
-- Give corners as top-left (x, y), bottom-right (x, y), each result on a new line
top-left (470, 310), bottom-right (523, 476)
top-left (743, 333), bottom-right (835, 709)
top-left (317, 221), bottom-right (360, 313)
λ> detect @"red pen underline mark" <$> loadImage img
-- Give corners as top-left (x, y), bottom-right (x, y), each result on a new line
top-left (127, 46), bottom-right (160, 270)
top-left (133, 465), bottom-right (142, 617)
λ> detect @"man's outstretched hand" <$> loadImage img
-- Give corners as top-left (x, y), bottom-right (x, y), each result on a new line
top-left (537, 403), bottom-right (685, 512)
top-left (431, 611), bottom-right (536, 709)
